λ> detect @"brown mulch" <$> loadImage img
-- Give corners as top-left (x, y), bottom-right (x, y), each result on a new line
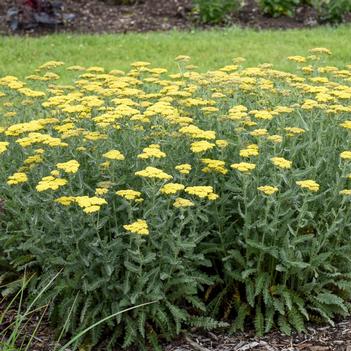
top-left (0, 0), bottom-right (350, 36)
top-left (3, 300), bottom-right (351, 351)
top-left (167, 319), bottom-right (351, 351)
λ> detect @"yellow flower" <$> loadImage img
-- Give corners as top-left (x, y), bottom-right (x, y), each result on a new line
top-left (0, 141), bottom-right (9, 154)
top-left (340, 151), bottom-right (351, 160)
top-left (339, 189), bottom-right (351, 196)
top-left (56, 160), bottom-right (80, 174)
top-left (116, 189), bottom-right (143, 201)
top-left (231, 162), bottom-right (256, 173)
top-left (173, 197), bottom-right (194, 208)
top-left (83, 206), bottom-right (101, 214)
top-left (36, 176), bottom-right (67, 192)
top-left (201, 158), bottom-right (227, 174)
top-left (124, 219), bottom-right (149, 235)
top-left (184, 186), bottom-right (218, 200)
top-left (284, 127), bottom-right (305, 136)
top-left (288, 56), bottom-right (306, 63)
top-left (95, 188), bottom-right (108, 196)
top-left (50, 170), bottom-right (60, 177)
top-left (55, 196), bottom-right (75, 206)
top-left (254, 110), bottom-right (273, 120)
top-left (240, 144), bottom-right (259, 158)
top-left (309, 47), bottom-right (332, 55)
top-left (175, 163), bottom-right (192, 174)
top-left (160, 183), bottom-right (185, 195)
top-left (271, 157), bottom-right (292, 169)
top-left (267, 135), bottom-right (283, 143)
top-left (135, 166), bottom-right (172, 180)
top-left (75, 196), bottom-right (107, 209)
top-left (249, 129), bottom-right (268, 137)
top-left (340, 121), bottom-right (351, 129)
top-left (296, 180), bottom-right (320, 192)
top-left (215, 139), bottom-right (229, 148)
top-left (137, 144), bottom-right (166, 159)
top-left (257, 186), bottom-right (279, 195)
top-left (103, 150), bottom-right (125, 160)
top-left (7, 172), bottom-right (28, 185)
top-left (131, 61), bottom-right (151, 68)
top-left (190, 140), bottom-right (215, 153)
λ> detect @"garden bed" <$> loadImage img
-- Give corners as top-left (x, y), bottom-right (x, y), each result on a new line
top-left (0, 0), bottom-right (350, 35)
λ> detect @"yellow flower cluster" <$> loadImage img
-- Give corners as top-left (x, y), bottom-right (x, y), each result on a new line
top-left (173, 197), bottom-right (194, 208)
top-left (56, 160), bottom-right (80, 174)
top-left (231, 162), bottom-right (256, 173)
top-left (135, 166), bottom-right (173, 180)
top-left (123, 219), bottom-right (149, 235)
top-left (116, 189), bottom-right (143, 202)
top-left (296, 180), bottom-right (320, 192)
top-left (271, 157), bottom-right (292, 169)
top-left (55, 196), bottom-right (107, 213)
top-left (137, 144), bottom-right (166, 159)
top-left (191, 140), bottom-right (215, 153)
top-left (175, 164), bottom-right (192, 174)
top-left (7, 172), bottom-right (28, 185)
top-left (103, 150), bottom-right (125, 160)
top-left (2, 49), bottom-right (349, 236)
top-left (184, 186), bottom-right (218, 200)
top-left (160, 183), bottom-right (185, 195)
top-left (239, 144), bottom-right (259, 158)
top-left (257, 186), bottom-right (279, 195)
top-left (36, 176), bottom-right (67, 192)
top-left (201, 158), bottom-right (227, 174)
top-left (0, 141), bottom-right (9, 154)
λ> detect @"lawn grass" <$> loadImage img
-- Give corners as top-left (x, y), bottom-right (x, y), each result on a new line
top-left (0, 25), bottom-right (351, 79)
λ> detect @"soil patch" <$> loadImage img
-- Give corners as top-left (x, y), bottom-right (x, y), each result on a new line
top-left (0, 0), bottom-right (350, 36)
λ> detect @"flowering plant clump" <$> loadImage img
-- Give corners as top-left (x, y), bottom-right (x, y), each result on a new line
top-left (2, 49), bottom-right (351, 348)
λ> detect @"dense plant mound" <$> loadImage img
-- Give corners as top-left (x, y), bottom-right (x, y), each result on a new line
top-left (2, 50), bottom-right (351, 349)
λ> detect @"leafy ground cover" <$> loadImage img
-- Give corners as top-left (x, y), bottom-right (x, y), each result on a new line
top-left (2, 29), bottom-right (351, 350)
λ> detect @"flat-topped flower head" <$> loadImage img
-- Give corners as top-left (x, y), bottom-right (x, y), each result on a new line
top-left (184, 186), bottom-right (218, 200)
top-left (173, 197), bottom-right (194, 208)
top-left (103, 150), bottom-right (125, 160)
top-left (296, 180), bottom-right (320, 192)
top-left (257, 185), bottom-right (279, 195)
top-left (340, 151), bottom-right (351, 160)
top-left (135, 166), bottom-right (172, 180)
top-left (7, 172), bottom-right (28, 185)
top-left (36, 176), bottom-right (67, 192)
top-left (0, 141), bottom-right (9, 154)
top-left (56, 160), bottom-right (80, 174)
top-left (124, 219), bottom-right (149, 235)
top-left (271, 157), bottom-right (292, 169)
top-left (231, 162), bottom-right (256, 173)
top-left (309, 47), bottom-right (332, 55)
top-left (116, 189), bottom-right (143, 201)
top-left (201, 158), bottom-right (227, 174)
top-left (137, 144), bottom-right (166, 159)
top-left (160, 183), bottom-right (185, 195)
top-left (190, 140), bottom-right (215, 153)
top-left (175, 163), bottom-right (192, 175)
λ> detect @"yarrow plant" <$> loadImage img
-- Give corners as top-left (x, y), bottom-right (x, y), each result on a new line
top-left (2, 49), bottom-right (351, 349)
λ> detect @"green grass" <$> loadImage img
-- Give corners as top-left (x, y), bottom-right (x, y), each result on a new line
top-left (0, 25), bottom-right (351, 78)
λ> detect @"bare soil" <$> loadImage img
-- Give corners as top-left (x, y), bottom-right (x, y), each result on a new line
top-left (0, 0), bottom-right (350, 36)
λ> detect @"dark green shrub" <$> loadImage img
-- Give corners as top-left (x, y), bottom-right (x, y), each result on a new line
top-left (309, 0), bottom-right (351, 23)
top-left (258, 0), bottom-right (301, 16)
top-left (192, 0), bottom-right (241, 23)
